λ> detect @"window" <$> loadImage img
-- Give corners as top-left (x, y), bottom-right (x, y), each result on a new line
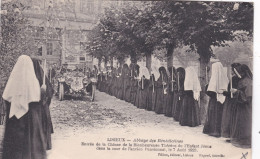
top-left (80, 57), bottom-right (85, 61)
top-left (47, 43), bottom-right (53, 55)
top-left (38, 47), bottom-right (42, 56)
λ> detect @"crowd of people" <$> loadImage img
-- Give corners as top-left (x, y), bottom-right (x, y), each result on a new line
top-left (94, 60), bottom-right (252, 148)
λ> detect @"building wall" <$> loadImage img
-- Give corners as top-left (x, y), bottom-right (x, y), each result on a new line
top-left (23, 0), bottom-right (102, 69)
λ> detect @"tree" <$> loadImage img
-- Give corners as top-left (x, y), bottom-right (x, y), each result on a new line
top-left (86, 2), bottom-right (157, 70)
top-left (0, 0), bottom-right (37, 95)
top-left (86, 1), bottom-right (253, 108)
top-left (148, 2), bottom-right (253, 117)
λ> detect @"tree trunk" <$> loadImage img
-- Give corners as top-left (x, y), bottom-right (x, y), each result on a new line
top-left (146, 53), bottom-right (152, 73)
top-left (198, 46), bottom-right (211, 124)
top-left (98, 58), bottom-right (101, 71)
top-left (166, 44), bottom-right (174, 69)
top-left (104, 57), bottom-right (108, 68)
top-left (110, 57), bottom-right (114, 68)
top-left (117, 57), bottom-right (124, 67)
top-left (130, 54), bottom-right (137, 64)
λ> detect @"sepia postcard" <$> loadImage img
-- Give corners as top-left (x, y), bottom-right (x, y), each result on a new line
top-left (0, 0), bottom-right (259, 159)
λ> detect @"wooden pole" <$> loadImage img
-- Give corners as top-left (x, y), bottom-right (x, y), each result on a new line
top-left (206, 66), bottom-right (208, 85)
top-left (171, 67), bottom-right (174, 92)
top-left (43, 59), bottom-right (46, 85)
top-left (142, 76), bottom-right (144, 89)
top-left (230, 67), bottom-right (233, 98)
top-left (152, 76), bottom-right (154, 93)
top-left (178, 72), bottom-right (180, 100)
top-left (162, 71), bottom-right (164, 94)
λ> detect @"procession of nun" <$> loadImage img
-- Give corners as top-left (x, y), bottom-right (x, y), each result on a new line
top-left (93, 59), bottom-right (252, 149)
top-left (0, 55), bottom-right (252, 159)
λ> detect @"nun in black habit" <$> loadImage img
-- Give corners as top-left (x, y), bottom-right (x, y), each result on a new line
top-left (129, 63), bottom-right (136, 104)
top-left (146, 74), bottom-right (157, 111)
top-left (154, 66), bottom-right (168, 114)
top-left (221, 63), bottom-right (240, 139)
top-left (115, 66), bottom-right (123, 99)
top-left (133, 65), bottom-right (141, 107)
top-left (136, 66), bottom-right (150, 109)
top-left (165, 66), bottom-right (177, 117)
top-left (172, 67), bottom-right (185, 121)
top-left (111, 68), bottom-right (118, 97)
top-left (122, 64), bottom-right (131, 102)
top-left (230, 64), bottom-right (252, 148)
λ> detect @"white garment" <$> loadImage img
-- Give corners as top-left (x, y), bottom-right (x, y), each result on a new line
top-left (2, 55), bottom-right (41, 119)
top-left (151, 65), bottom-right (160, 81)
top-left (137, 66), bottom-right (150, 80)
top-left (184, 66), bottom-right (201, 101)
top-left (207, 62), bottom-right (229, 104)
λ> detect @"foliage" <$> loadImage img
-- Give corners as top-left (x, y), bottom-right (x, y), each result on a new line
top-left (0, 0), bottom-right (37, 94)
top-left (86, 1), bottom-right (253, 65)
top-left (86, 1), bottom-right (157, 64)
top-left (213, 38), bottom-right (253, 67)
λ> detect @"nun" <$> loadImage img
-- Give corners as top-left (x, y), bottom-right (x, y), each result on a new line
top-left (172, 67), bottom-right (185, 121)
top-left (136, 66), bottom-right (150, 109)
top-left (203, 61), bottom-right (229, 137)
top-left (111, 68), bottom-right (118, 97)
top-left (122, 64), bottom-right (131, 102)
top-left (2, 55), bottom-right (54, 159)
top-left (107, 68), bottom-right (113, 96)
top-left (221, 63), bottom-right (240, 139)
top-left (165, 66), bottom-right (177, 117)
top-left (179, 66), bottom-right (201, 127)
top-left (230, 64), bottom-right (252, 148)
top-left (129, 63), bottom-right (136, 104)
top-left (154, 66), bottom-right (168, 114)
top-left (115, 66), bottom-right (123, 99)
top-left (133, 64), bottom-right (141, 107)
top-left (147, 66), bottom-right (159, 111)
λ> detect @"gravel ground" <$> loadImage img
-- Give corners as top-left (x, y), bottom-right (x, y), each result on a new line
top-left (0, 90), bottom-right (251, 159)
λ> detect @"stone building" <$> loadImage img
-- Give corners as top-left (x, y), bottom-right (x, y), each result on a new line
top-left (22, 0), bottom-right (102, 69)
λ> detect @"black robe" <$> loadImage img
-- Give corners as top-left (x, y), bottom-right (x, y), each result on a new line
top-left (165, 80), bottom-right (177, 117)
top-left (2, 59), bottom-right (54, 159)
top-left (136, 78), bottom-right (149, 109)
top-left (221, 76), bottom-right (239, 138)
top-left (114, 76), bottom-right (119, 98)
top-left (112, 75), bottom-right (117, 97)
top-left (230, 76), bottom-right (252, 148)
top-left (203, 91), bottom-right (224, 137)
top-left (97, 74), bottom-right (102, 91)
top-left (107, 75), bottom-right (113, 95)
top-left (123, 75), bottom-right (131, 102)
top-left (154, 75), bottom-right (168, 114)
top-left (101, 74), bottom-right (106, 92)
top-left (116, 76), bottom-right (124, 100)
top-left (146, 76), bottom-right (156, 111)
top-left (104, 74), bottom-right (109, 94)
top-left (134, 80), bottom-right (140, 107)
top-left (173, 91), bottom-right (183, 121)
top-left (179, 91), bottom-right (201, 127)
top-left (173, 69), bottom-right (185, 121)
top-left (130, 78), bottom-right (137, 105)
